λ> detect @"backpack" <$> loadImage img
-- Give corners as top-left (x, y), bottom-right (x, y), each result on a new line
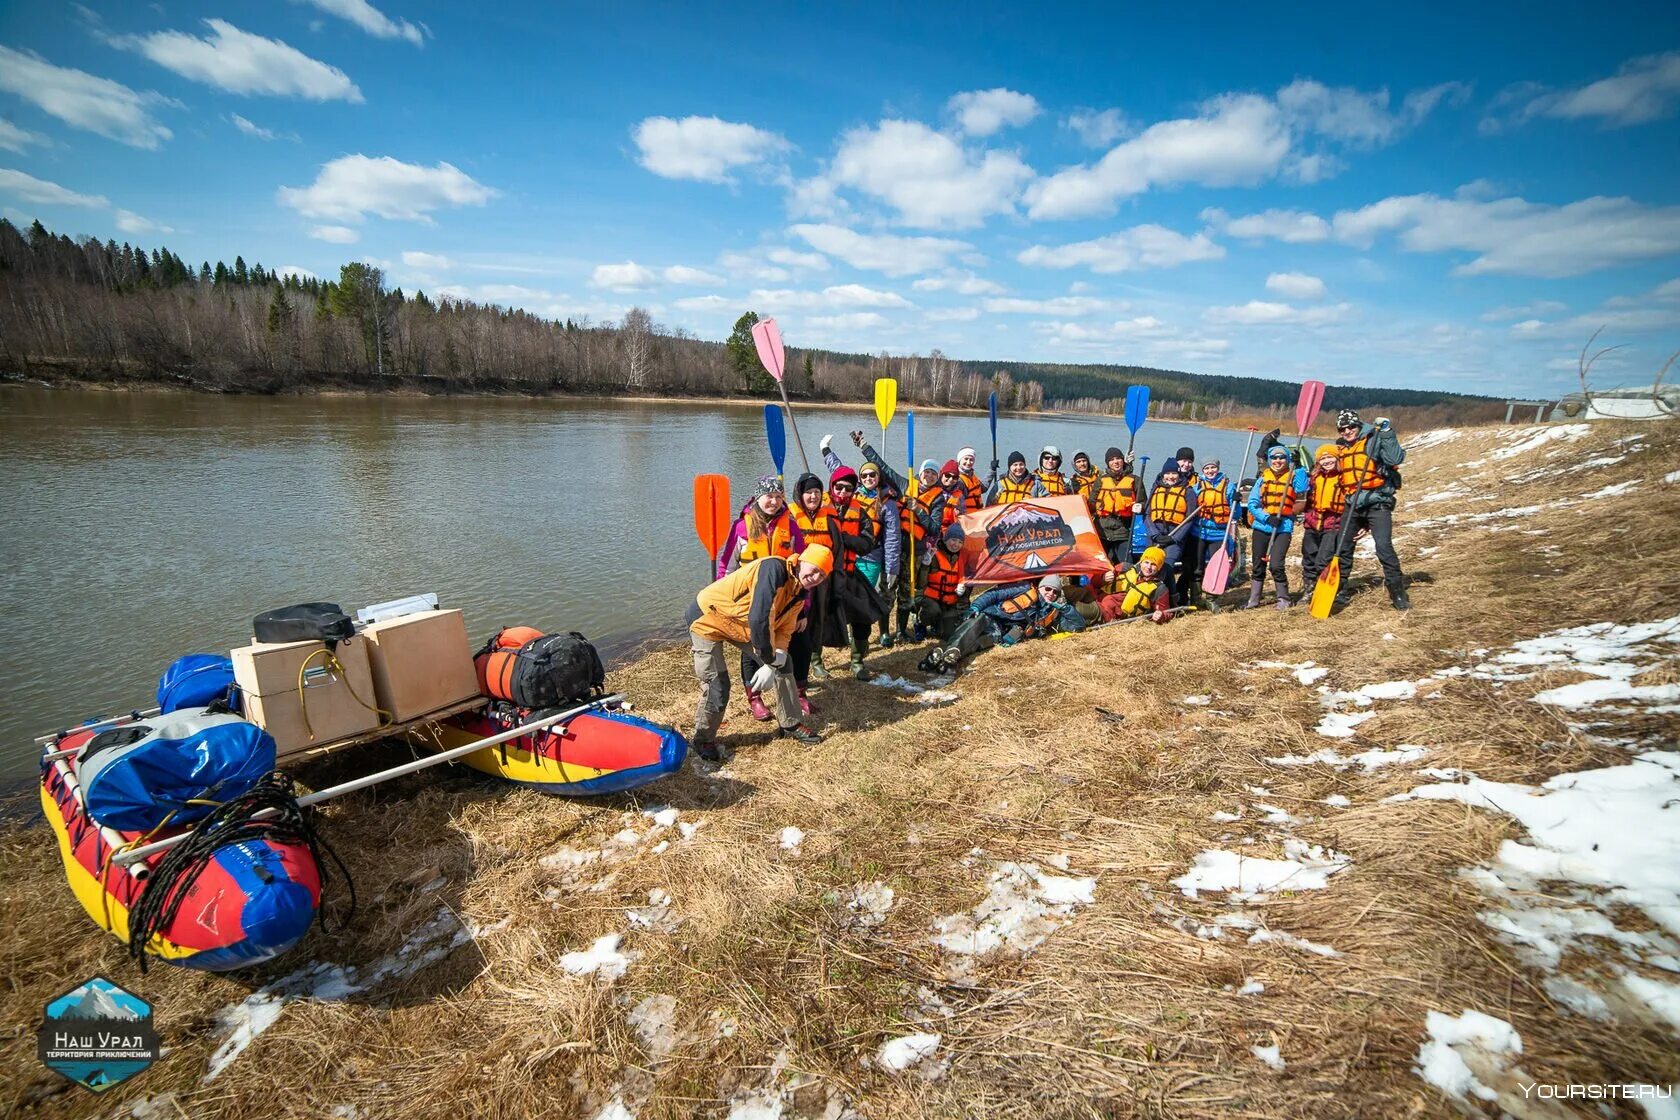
top-left (475, 628), bottom-right (606, 710)
top-left (79, 707), bottom-right (276, 831)
top-left (157, 653), bottom-right (242, 714)
top-left (253, 602), bottom-right (355, 646)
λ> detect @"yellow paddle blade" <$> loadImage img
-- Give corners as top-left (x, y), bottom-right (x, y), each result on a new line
top-left (874, 378), bottom-right (898, 431)
top-left (1309, 559), bottom-right (1340, 619)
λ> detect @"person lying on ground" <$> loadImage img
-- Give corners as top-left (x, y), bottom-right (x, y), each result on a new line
top-left (988, 451), bottom-right (1033, 505)
top-left (1300, 444), bottom-right (1346, 592)
top-left (918, 574), bottom-right (1086, 673)
top-left (1099, 547), bottom-right (1174, 624)
top-left (687, 546), bottom-right (831, 761)
top-left (1332, 409), bottom-right (1411, 612)
top-left (1031, 446), bottom-right (1070, 497)
top-left (1245, 445), bottom-right (1309, 611)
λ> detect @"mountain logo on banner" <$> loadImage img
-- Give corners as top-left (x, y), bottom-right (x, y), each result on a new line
top-left (985, 503), bottom-right (1075, 573)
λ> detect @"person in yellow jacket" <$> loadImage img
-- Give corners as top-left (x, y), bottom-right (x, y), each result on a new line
top-left (1098, 546), bottom-right (1174, 623)
top-left (1070, 451), bottom-right (1099, 500)
top-left (686, 545), bottom-right (832, 761)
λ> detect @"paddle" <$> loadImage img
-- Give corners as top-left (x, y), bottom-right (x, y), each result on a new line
top-left (906, 409), bottom-right (917, 605)
top-left (693, 473), bottom-right (731, 578)
top-left (874, 377), bottom-right (898, 452)
top-left (1124, 384), bottom-right (1150, 455)
top-left (1130, 455), bottom-right (1150, 555)
top-left (1294, 380), bottom-right (1326, 457)
top-left (764, 403), bottom-right (786, 478)
top-left (1201, 426), bottom-right (1258, 597)
top-left (750, 318), bottom-right (812, 475)
top-left (1309, 453), bottom-right (1379, 619)
top-left (988, 390), bottom-right (999, 477)
top-left (1049, 605), bottom-right (1195, 639)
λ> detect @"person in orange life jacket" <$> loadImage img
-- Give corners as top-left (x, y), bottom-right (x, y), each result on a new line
top-left (987, 450), bottom-right (1033, 505)
top-left (1332, 409), bottom-right (1410, 611)
top-left (686, 545), bottom-right (832, 761)
top-left (1030, 446), bottom-right (1069, 497)
top-left (1189, 458), bottom-right (1237, 604)
top-left (921, 573), bottom-right (1085, 673)
top-left (790, 472), bottom-right (839, 684)
top-left (916, 522), bottom-right (971, 645)
top-left (822, 432), bottom-right (903, 648)
top-left (815, 463), bottom-right (886, 679)
top-left (1299, 444), bottom-right (1346, 592)
top-left (1090, 447), bottom-right (1144, 564)
top-left (1098, 546), bottom-right (1174, 623)
top-left (957, 446), bottom-right (989, 511)
top-left (1146, 462), bottom-right (1200, 606)
top-left (1070, 451), bottom-right (1099, 499)
top-left (842, 431), bottom-right (928, 647)
top-left (1244, 445), bottom-right (1310, 610)
top-left (719, 475), bottom-right (811, 722)
top-left (1155, 446), bottom-right (1196, 485)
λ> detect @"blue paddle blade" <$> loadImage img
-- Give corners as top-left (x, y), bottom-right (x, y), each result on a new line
top-left (764, 403), bottom-right (786, 473)
top-left (988, 391), bottom-right (998, 430)
top-left (907, 410), bottom-right (915, 467)
top-left (1125, 385), bottom-right (1150, 434)
top-left (1130, 456), bottom-right (1150, 552)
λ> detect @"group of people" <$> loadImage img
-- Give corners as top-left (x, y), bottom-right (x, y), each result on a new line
top-left (684, 407), bottom-right (1411, 760)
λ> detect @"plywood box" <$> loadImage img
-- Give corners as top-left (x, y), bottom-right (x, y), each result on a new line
top-left (231, 636), bottom-right (380, 758)
top-left (360, 608), bottom-right (479, 722)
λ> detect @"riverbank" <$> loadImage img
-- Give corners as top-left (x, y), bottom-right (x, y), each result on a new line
top-left (3, 418), bottom-right (1677, 1117)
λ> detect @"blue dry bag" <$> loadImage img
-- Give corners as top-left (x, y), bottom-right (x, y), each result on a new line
top-left (79, 708), bottom-right (276, 831)
top-left (157, 653), bottom-right (241, 714)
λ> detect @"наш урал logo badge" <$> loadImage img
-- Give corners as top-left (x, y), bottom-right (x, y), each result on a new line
top-left (38, 977), bottom-right (159, 1092)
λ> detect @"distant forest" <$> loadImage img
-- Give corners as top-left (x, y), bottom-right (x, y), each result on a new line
top-left (0, 219), bottom-right (1496, 422)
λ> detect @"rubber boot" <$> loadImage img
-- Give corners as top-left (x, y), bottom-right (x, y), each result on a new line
top-left (879, 631), bottom-right (895, 649)
top-left (745, 688), bottom-right (772, 721)
top-left (810, 657), bottom-right (830, 680)
top-left (1275, 591), bottom-right (1292, 611)
top-left (798, 688), bottom-right (813, 716)
top-left (1245, 581), bottom-right (1264, 610)
top-left (851, 657), bottom-right (869, 681)
top-left (693, 738), bottom-right (723, 763)
top-left (1389, 586), bottom-right (1411, 611)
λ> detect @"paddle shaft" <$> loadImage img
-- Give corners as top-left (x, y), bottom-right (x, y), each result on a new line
top-left (1314, 439), bottom-right (1384, 613)
top-left (1213, 427), bottom-right (1258, 555)
top-left (777, 382), bottom-right (812, 475)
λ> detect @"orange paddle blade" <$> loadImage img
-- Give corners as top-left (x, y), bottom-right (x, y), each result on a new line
top-left (693, 473), bottom-right (731, 561)
top-left (1309, 558), bottom-right (1341, 619)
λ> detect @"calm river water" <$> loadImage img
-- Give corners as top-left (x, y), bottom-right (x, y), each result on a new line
top-left (0, 385), bottom-right (1269, 784)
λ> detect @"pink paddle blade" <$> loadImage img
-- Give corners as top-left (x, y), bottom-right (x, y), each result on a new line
top-left (751, 318), bottom-right (786, 382)
top-left (1295, 380), bottom-right (1326, 437)
top-left (1201, 540), bottom-right (1234, 596)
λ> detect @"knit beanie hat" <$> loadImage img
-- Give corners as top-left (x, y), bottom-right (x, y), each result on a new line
top-left (1176, 446), bottom-right (1195, 462)
top-left (1105, 446), bottom-right (1125, 462)
top-left (1039, 574), bottom-right (1065, 592)
top-left (941, 458), bottom-right (960, 475)
top-left (795, 472), bottom-right (823, 497)
top-left (1139, 546), bottom-right (1166, 567)
top-left (830, 465), bottom-right (858, 487)
top-left (1008, 451), bottom-right (1026, 467)
top-left (799, 543), bottom-right (833, 575)
top-left (919, 458), bottom-right (938, 475)
top-left (755, 473), bottom-right (784, 497)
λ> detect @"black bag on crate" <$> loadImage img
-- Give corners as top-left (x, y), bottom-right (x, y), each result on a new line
top-left (475, 628), bottom-right (606, 709)
top-left (253, 602), bottom-right (355, 646)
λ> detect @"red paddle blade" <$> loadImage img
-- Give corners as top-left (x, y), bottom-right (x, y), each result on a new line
top-left (1296, 380), bottom-right (1326, 437)
top-left (1201, 544), bottom-right (1234, 596)
top-left (1309, 558), bottom-right (1340, 618)
top-left (693, 473), bottom-right (731, 559)
top-left (751, 318), bottom-right (786, 382)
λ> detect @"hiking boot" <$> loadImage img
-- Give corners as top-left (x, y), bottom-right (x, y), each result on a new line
top-left (693, 739), bottom-right (723, 763)
top-left (911, 622), bottom-right (928, 642)
top-left (879, 632), bottom-right (895, 649)
top-left (777, 723), bottom-right (822, 745)
top-left (1245, 583), bottom-right (1265, 610)
top-left (1390, 588), bottom-right (1411, 611)
top-left (797, 688), bottom-right (813, 716)
top-left (745, 688), bottom-right (772, 721)
top-left (851, 659), bottom-right (870, 681)
top-left (917, 648), bottom-right (945, 673)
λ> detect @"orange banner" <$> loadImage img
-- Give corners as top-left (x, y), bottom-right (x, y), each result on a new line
top-left (957, 494), bottom-right (1115, 586)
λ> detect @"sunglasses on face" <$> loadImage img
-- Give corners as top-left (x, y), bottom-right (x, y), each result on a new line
top-left (1338, 424), bottom-right (1358, 432)
top-left (833, 482), bottom-right (855, 492)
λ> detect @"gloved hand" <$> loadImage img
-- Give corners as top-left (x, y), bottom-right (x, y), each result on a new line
top-left (850, 429), bottom-right (865, 446)
top-left (1375, 416), bottom-right (1391, 430)
top-left (820, 433), bottom-right (833, 453)
top-left (750, 663), bottom-right (778, 692)
top-left (990, 459), bottom-right (999, 473)
top-left (771, 648), bottom-right (788, 669)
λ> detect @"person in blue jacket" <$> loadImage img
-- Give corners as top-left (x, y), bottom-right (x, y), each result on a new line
top-left (918, 574), bottom-right (1085, 673)
top-left (1244, 445), bottom-right (1310, 610)
top-left (1190, 457), bottom-right (1238, 606)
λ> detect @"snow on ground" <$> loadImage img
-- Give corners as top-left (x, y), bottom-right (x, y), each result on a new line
top-left (1172, 840), bottom-right (1351, 901)
top-left (1410, 505), bottom-right (1544, 530)
top-left (839, 881), bottom-right (895, 929)
top-left (627, 888), bottom-right (680, 932)
top-left (562, 933), bottom-right (638, 981)
top-left (1250, 1043), bottom-right (1286, 1071)
top-left (870, 673), bottom-right (960, 702)
top-left (1268, 746), bottom-right (1427, 771)
top-left (1667, 470), bottom-right (1680, 484)
top-left (1181, 694), bottom-right (1212, 706)
top-left (1487, 423), bottom-right (1592, 461)
top-left (1315, 710), bottom-right (1375, 738)
top-left (778, 826), bottom-right (805, 853)
top-left (591, 1095), bottom-right (636, 1120)
top-left (628, 994), bottom-right (682, 1064)
top-left (1583, 479), bottom-right (1641, 499)
top-left (931, 861), bottom-right (1096, 974)
top-left (877, 1032), bottom-right (943, 1076)
top-left (1246, 928), bottom-right (1342, 957)
top-left (1414, 1009), bottom-right (1524, 1103)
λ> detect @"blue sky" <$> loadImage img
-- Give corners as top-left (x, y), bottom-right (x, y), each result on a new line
top-left (1, 2), bottom-right (1677, 397)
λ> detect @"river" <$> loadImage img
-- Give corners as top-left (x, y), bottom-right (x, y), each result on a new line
top-left (0, 384), bottom-right (1275, 786)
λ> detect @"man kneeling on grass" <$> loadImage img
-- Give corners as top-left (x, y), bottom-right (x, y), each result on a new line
top-left (687, 544), bottom-right (831, 761)
top-left (919, 574), bottom-right (1085, 673)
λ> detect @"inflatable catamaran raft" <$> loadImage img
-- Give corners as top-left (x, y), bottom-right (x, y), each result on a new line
top-left (35, 595), bottom-right (687, 971)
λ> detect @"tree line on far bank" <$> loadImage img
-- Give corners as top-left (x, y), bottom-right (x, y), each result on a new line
top-left (0, 219), bottom-right (1493, 424)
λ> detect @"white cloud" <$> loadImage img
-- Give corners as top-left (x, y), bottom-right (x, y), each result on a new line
top-left (747, 284), bottom-right (912, 310)
top-left (1064, 107), bottom-right (1129, 147)
top-left (947, 87), bottom-right (1041, 136)
top-left (785, 174), bottom-right (850, 222)
top-left (911, 270), bottom-right (1004, 296)
top-left (1204, 300), bottom-right (1350, 326)
top-left (663, 264), bottom-right (725, 285)
top-left (982, 295), bottom-right (1115, 316)
top-left (1480, 300), bottom-right (1567, 322)
top-left (297, 0), bottom-right (425, 47)
top-left (1027, 94), bottom-right (1289, 220)
top-left (717, 250), bottom-right (790, 283)
top-left (115, 209), bottom-right (171, 234)
top-left (1332, 191), bottom-right (1680, 277)
top-left (231, 113), bottom-right (277, 139)
top-left (632, 115), bottom-right (789, 184)
top-left (0, 45), bottom-right (172, 149)
top-left (279, 155), bottom-right (496, 223)
top-left (278, 265), bottom-right (316, 281)
top-left (1201, 206), bottom-right (1332, 243)
top-left (1277, 79), bottom-right (1469, 146)
top-left (806, 312), bottom-right (887, 332)
top-left (1017, 224), bottom-right (1225, 274)
top-left (0, 168), bottom-right (108, 207)
top-left (789, 223), bottom-right (970, 277)
top-left (925, 307), bottom-right (980, 322)
top-left (1510, 319), bottom-right (1545, 334)
top-left (309, 225), bottom-right (360, 243)
top-left (823, 119), bottom-right (1033, 228)
top-left (1485, 52), bottom-right (1680, 130)
top-left (673, 294), bottom-right (734, 312)
top-left (402, 250), bottom-right (449, 269)
top-left (115, 19), bottom-right (362, 102)
top-left (591, 261), bottom-right (659, 290)
top-left (0, 119), bottom-right (46, 153)
top-left (1034, 315), bottom-right (1231, 363)
top-left (1265, 271), bottom-right (1326, 300)
top-left (765, 247), bottom-right (828, 271)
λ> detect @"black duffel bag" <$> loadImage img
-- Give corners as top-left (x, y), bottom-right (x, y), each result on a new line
top-left (476, 629), bottom-right (606, 709)
top-left (254, 602), bottom-right (355, 645)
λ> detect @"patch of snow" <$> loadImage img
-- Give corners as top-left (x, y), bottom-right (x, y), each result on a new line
top-left (1665, 470), bottom-right (1680, 484)
top-left (1360, 680), bottom-right (1418, 701)
top-left (1583, 479), bottom-right (1640, 499)
top-left (1268, 746), bottom-right (1426, 771)
top-left (1251, 1044), bottom-right (1286, 1072)
top-left (1419, 486), bottom-right (1466, 503)
top-left (1414, 1009), bottom-right (1523, 1103)
top-left (840, 881), bottom-right (895, 929)
top-left (1406, 427), bottom-right (1461, 450)
top-left (1410, 505), bottom-right (1543, 530)
top-left (1181, 694), bottom-right (1212, 706)
top-left (643, 806), bottom-right (680, 828)
top-left (1532, 678), bottom-right (1680, 711)
top-left (591, 1095), bottom-right (637, 1120)
top-left (877, 1032), bottom-right (942, 1072)
top-left (1246, 928), bottom-right (1342, 957)
top-left (628, 994), bottom-right (681, 1063)
top-left (627, 889), bottom-right (679, 932)
top-left (1323, 794), bottom-right (1352, 807)
top-left (723, 1093), bottom-right (785, 1120)
top-left (561, 933), bottom-right (637, 981)
top-left (1210, 810), bottom-right (1243, 823)
top-left (932, 862), bottom-right (1097, 962)
top-left (1253, 802), bottom-right (1300, 826)
top-left (1315, 711), bottom-right (1376, 739)
top-left (1172, 841), bottom-right (1351, 901)
top-left (778, 826), bottom-right (805, 853)
top-left (1622, 973), bottom-right (1680, 1033)
top-left (1237, 979), bottom-right (1265, 996)
top-left (1488, 423), bottom-right (1591, 461)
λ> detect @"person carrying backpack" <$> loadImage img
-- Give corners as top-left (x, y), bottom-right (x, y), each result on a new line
top-left (1332, 410), bottom-right (1411, 611)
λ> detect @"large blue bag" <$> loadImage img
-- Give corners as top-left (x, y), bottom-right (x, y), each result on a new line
top-left (157, 653), bottom-right (241, 714)
top-left (78, 708), bottom-right (276, 831)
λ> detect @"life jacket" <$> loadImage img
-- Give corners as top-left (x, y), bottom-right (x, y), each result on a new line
top-left (1072, 469), bottom-right (1099, 499)
top-left (1195, 476), bottom-right (1232, 527)
top-left (1111, 567), bottom-right (1165, 619)
top-left (996, 586), bottom-right (1041, 617)
top-left (737, 508), bottom-right (797, 564)
top-left (923, 548), bottom-right (963, 605)
top-left (691, 556), bottom-right (805, 650)
top-left (994, 474), bottom-right (1033, 505)
top-left (1337, 433), bottom-right (1391, 493)
top-left (960, 472), bottom-right (984, 510)
top-left (1092, 473), bottom-right (1138, 517)
top-left (831, 499), bottom-right (870, 572)
top-left (1308, 468), bottom-right (1346, 516)
top-left (909, 485), bottom-right (959, 543)
top-left (1256, 467), bottom-right (1298, 517)
top-left (792, 502), bottom-right (834, 537)
top-left (1149, 484), bottom-right (1190, 529)
top-left (853, 490), bottom-right (881, 531)
top-left (1034, 469), bottom-right (1069, 496)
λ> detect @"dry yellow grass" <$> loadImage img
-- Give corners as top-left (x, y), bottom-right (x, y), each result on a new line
top-left (3, 419), bottom-right (1678, 1118)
